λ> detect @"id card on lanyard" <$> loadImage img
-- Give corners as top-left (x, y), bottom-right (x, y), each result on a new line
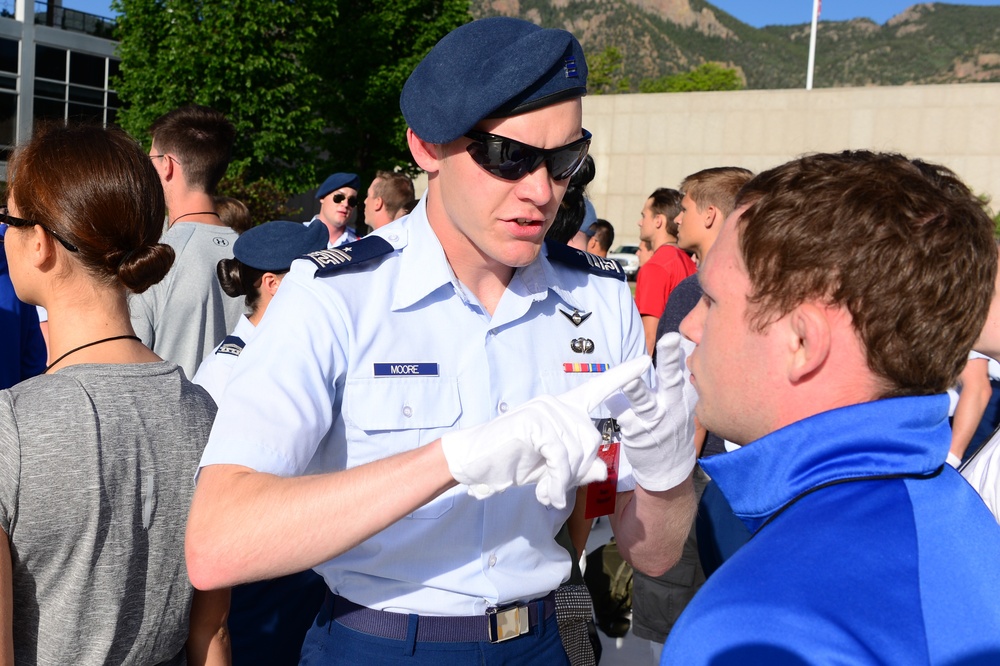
top-left (585, 418), bottom-right (620, 519)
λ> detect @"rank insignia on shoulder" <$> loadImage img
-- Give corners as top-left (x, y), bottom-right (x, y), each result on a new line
top-left (216, 335), bottom-right (246, 357)
top-left (544, 240), bottom-right (626, 281)
top-left (560, 308), bottom-right (592, 327)
top-left (302, 236), bottom-right (395, 277)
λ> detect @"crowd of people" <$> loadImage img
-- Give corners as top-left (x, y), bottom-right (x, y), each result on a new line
top-left (1, 14), bottom-right (999, 666)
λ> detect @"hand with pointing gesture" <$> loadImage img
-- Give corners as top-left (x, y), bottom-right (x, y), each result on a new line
top-left (440, 356), bottom-right (651, 509)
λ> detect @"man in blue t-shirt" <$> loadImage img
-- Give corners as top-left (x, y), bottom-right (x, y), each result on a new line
top-left (663, 151), bottom-right (1000, 665)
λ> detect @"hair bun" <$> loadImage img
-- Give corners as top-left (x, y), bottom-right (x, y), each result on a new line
top-left (115, 243), bottom-right (175, 293)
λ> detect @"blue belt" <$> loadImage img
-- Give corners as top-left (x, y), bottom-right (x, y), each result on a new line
top-left (330, 592), bottom-right (557, 643)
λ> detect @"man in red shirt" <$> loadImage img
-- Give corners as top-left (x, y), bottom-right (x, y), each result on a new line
top-left (635, 188), bottom-right (696, 354)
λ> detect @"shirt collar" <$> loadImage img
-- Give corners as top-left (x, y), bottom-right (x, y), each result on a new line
top-left (700, 394), bottom-right (952, 534)
top-left (390, 196), bottom-right (460, 311)
top-left (390, 200), bottom-right (586, 315)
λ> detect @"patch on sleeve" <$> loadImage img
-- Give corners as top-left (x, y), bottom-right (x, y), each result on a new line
top-left (216, 335), bottom-right (246, 357)
top-left (545, 240), bottom-right (626, 281)
top-left (300, 236), bottom-right (395, 277)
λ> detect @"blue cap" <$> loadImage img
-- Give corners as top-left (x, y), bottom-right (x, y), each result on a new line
top-left (234, 220), bottom-right (329, 273)
top-left (401, 17), bottom-right (588, 145)
top-left (316, 172), bottom-right (360, 200)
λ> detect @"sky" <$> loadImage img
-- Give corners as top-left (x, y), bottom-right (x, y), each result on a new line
top-left (59, 0), bottom-right (1000, 24)
top-left (699, 0), bottom-right (1000, 27)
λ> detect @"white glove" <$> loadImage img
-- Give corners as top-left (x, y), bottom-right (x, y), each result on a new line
top-left (440, 357), bottom-right (651, 509)
top-left (613, 333), bottom-right (697, 492)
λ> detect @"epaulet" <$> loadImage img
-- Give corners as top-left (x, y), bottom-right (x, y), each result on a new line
top-left (216, 335), bottom-right (246, 357)
top-left (544, 239), bottom-right (626, 281)
top-left (299, 236), bottom-right (395, 277)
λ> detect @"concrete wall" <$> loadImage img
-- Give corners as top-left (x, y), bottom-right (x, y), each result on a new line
top-left (583, 83), bottom-right (1000, 247)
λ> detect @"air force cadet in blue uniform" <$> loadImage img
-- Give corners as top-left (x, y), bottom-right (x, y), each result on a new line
top-left (187, 17), bottom-right (697, 664)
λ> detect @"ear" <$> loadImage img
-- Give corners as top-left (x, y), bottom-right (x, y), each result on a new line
top-left (785, 302), bottom-right (831, 384)
top-left (372, 196), bottom-right (385, 212)
top-left (653, 213), bottom-right (667, 230)
top-left (407, 128), bottom-right (442, 174)
top-left (25, 224), bottom-right (58, 270)
top-left (261, 272), bottom-right (282, 297)
top-left (704, 205), bottom-right (720, 229)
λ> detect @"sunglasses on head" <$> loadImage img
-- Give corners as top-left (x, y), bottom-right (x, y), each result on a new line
top-left (0, 207), bottom-right (79, 252)
top-left (464, 129), bottom-right (592, 182)
top-left (332, 193), bottom-right (358, 207)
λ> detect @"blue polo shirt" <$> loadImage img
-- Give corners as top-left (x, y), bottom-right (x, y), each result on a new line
top-left (663, 395), bottom-right (1000, 665)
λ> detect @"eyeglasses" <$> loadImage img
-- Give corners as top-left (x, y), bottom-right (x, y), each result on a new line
top-left (149, 154), bottom-right (182, 165)
top-left (0, 207), bottom-right (79, 252)
top-left (332, 193), bottom-right (358, 207)
top-left (464, 129), bottom-right (592, 182)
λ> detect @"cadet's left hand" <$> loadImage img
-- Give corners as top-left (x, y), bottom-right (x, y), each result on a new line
top-left (439, 357), bottom-right (650, 509)
top-left (614, 333), bottom-right (698, 492)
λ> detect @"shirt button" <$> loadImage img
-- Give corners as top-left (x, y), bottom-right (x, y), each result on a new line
top-left (402, 406), bottom-right (413, 418)
top-left (488, 554), bottom-right (497, 567)
top-left (388, 233), bottom-right (399, 242)
top-left (498, 402), bottom-right (508, 414)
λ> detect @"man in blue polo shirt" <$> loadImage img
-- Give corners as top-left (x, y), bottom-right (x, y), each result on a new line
top-left (663, 151), bottom-right (1000, 664)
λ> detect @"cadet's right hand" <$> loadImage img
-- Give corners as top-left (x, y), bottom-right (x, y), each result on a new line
top-left (439, 357), bottom-right (650, 509)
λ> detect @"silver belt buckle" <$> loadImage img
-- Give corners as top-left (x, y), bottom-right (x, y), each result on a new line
top-left (487, 604), bottom-right (530, 643)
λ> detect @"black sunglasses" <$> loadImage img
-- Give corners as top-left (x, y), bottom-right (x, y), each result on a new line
top-left (0, 208), bottom-right (79, 252)
top-left (464, 129), bottom-right (592, 182)
top-left (332, 193), bottom-right (358, 207)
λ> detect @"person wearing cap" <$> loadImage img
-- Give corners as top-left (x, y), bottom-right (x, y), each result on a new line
top-left (192, 220), bottom-right (328, 402)
top-left (309, 172), bottom-right (360, 248)
top-left (192, 220), bottom-right (331, 666)
top-left (187, 17), bottom-right (696, 665)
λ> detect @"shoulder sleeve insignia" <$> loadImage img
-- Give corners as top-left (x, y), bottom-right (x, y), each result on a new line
top-left (216, 335), bottom-right (246, 357)
top-left (300, 236), bottom-right (395, 277)
top-left (545, 240), bottom-right (626, 281)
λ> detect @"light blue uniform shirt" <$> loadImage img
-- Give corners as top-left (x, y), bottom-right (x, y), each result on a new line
top-left (201, 197), bottom-right (645, 616)
top-left (192, 315), bottom-right (256, 405)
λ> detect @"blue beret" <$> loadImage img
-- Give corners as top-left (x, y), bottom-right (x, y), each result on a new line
top-left (401, 17), bottom-right (588, 144)
top-left (316, 172), bottom-right (360, 200)
top-left (234, 220), bottom-right (329, 273)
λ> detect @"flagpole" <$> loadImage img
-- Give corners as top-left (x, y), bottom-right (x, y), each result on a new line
top-left (806, 0), bottom-right (820, 90)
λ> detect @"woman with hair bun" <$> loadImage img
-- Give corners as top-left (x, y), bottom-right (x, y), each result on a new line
top-left (192, 220), bottom-right (327, 664)
top-left (193, 220), bottom-right (327, 402)
top-left (0, 123), bottom-right (229, 664)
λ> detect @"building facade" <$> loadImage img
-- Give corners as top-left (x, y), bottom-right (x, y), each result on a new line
top-left (0, 0), bottom-right (117, 170)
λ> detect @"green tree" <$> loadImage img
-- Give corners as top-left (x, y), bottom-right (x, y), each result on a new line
top-left (588, 45), bottom-right (631, 95)
top-left (311, 0), bottom-right (470, 177)
top-left (111, 0), bottom-right (469, 216)
top-left (639, 62), bottom-right (743, 93)
top-left (113, 0), bottom-right (335, 195)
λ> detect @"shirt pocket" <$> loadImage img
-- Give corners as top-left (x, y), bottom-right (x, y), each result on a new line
top-left (343, 376), bottom-right (462, 519)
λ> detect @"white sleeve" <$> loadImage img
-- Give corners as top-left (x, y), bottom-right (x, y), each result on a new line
top-left (198, 267), bottom-right (349, 476)
top-left (962, 433), bottom-right (1000, 525)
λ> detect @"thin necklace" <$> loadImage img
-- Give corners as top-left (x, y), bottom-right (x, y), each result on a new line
top-left (172, 211), bottom-right (221, 223)
top-left (46, 335), bottom-right (141, 372)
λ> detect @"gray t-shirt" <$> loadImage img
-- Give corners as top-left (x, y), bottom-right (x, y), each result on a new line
top-left (0, 362), bottom-right (216, 665)
top-left (130, 222), bottom-right (245, 378)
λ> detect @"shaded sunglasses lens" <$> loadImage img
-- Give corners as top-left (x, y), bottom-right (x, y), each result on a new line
top-left (546, 139), bottom-right (591, 180)
top-left (332, 193), bottom-right (358, 207)
top-left (465, 136), bottom-right (538, 181)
